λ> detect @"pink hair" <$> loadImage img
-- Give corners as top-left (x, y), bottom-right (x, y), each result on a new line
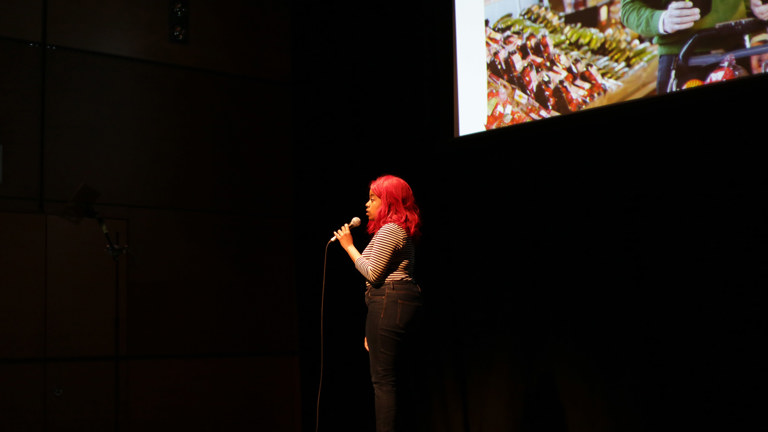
top-left (367, 175), bottom-right (421, 238)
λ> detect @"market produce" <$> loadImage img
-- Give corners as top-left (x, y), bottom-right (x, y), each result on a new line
top-left (679, 54), bottom-right (749, 89)
top-left (486, 4), bottom-right (658, 129)
top-left (519, 4), bottom-right (656, 76)
top-left (682, 79), bottom-right (704, 88)
top-left (704, 54), bottom-right (748, 83)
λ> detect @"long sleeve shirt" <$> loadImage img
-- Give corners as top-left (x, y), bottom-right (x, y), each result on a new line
top-left (354, 223), bottom-right (415, 287)
top-left (620, 0), bottom-right (751, 55)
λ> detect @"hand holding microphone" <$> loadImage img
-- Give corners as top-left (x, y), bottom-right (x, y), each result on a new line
top-left (330, 217), bottom-right (361, 243)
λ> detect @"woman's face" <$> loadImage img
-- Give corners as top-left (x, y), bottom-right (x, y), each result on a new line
top-left (366, 189), bottom-right (382, 221)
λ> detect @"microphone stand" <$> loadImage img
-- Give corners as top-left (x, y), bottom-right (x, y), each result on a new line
top-left (97, 214), bottom-right (127, 261)
top-left (93, 210), bottom-right (126, 431)
top-left (91, 209), bottom-right (126, 431)
top-left (62, 184), bottom-right (127, 430)
top-left (62, 184), bottom-right (128, 260)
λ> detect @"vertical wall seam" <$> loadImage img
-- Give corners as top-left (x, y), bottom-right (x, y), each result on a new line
top-left (40, 1), bottom-right (49, 426)
top-left (39, 0), bottom-right (48, 213)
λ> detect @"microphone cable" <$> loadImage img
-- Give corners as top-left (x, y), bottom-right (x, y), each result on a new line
top-left (317, 220), bottom-right (358, 432)
top-left (316, 238), bottom-right (333, 432)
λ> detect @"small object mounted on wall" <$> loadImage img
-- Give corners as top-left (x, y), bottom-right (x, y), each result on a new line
top-left (62, 184), bottom-right (129, 261)
top-left (169, 0), bottom-right (190, 43)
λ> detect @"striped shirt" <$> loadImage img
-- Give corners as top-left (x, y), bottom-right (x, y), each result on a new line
top-left (354, 223), bottom-right (415, 287)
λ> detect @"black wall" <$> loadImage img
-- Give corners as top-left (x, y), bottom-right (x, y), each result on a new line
top-left (427, 79), bottom-right (768, 432)
top-left (1, 1), bottom-right (297, 431)
top-left (2, 1), bottom-right (766, 432)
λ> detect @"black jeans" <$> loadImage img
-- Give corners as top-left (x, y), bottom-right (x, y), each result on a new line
top-left (365, 281), bottom-right (423, 432)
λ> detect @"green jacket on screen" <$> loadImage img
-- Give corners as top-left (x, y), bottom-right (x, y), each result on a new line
top-left (620, 0), bottom-right (751, 55)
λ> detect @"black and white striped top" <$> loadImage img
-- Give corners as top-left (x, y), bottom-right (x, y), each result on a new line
top-left (354, 223), bottom-right (415, 287)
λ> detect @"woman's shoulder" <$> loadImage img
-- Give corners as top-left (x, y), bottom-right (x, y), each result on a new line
top-left (377, 223), bottom-right (408, 240)
top-left (379, 222), bottom-right (406, 232)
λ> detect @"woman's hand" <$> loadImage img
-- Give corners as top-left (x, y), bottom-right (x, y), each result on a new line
top-left (753, 0), bottom-right (768, 21)
top-left (334, 223), bottom-right (354, 249)
top-left (334, 224), bottom-right (362, 263)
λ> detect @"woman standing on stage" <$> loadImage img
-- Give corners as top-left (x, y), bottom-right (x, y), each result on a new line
top-left (334, 174), bottom-right (423, 432)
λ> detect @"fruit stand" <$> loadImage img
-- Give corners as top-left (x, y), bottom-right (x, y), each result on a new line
top-left (486, 4), bottom-right (659, 129)
top-left (588, 54), bottom-right (658, 108)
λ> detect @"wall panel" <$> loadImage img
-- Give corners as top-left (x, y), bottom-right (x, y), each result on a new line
top-left (0, 0), bottom-right (42, 42)
top-left (0, 212), bottom-right (46, 359)
top-left (46, 0), bottom-right (290, 79)
top-left (0, 39), bottom-right (42, 208)
top-left (0, 363), bottom-right (46, 432)
top-left (45, 361), bottom-right (116, 431)
top-left (42, 48), bottom-right (291, 213)
top-left (123, 208), bottom-right (296, 357)
top-left (45, 215), bottom-right (127, 358)
top-left (124, 356), bottom-right (300, 431)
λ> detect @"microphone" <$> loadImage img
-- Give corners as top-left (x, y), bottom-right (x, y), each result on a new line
top-left (330, 217), bottom-right (361, 242)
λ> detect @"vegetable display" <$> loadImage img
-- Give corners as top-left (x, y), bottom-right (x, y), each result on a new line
top-left (486, 4), bottom-right (657, 129)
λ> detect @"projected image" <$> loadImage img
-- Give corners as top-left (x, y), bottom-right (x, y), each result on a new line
top-left (485, 1), bottom-right (657, 130)
top-left (454, 0), bottom-right (768, 136)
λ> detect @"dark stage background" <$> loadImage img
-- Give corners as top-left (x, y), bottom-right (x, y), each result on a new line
top-left (1, 1), bottom-right (766, 431)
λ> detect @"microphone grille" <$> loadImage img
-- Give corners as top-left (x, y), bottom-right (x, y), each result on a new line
top-left (350, 217), bottom-right (362, 227)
